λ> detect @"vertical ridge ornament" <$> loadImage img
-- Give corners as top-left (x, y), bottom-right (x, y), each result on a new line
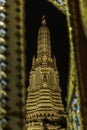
top-left (0, 0), bottom-right (8, 130)
top-left (32, 55), bottom-right (36, 70)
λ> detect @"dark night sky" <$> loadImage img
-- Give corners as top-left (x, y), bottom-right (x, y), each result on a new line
top-left (25, 0), bottom-right (69, 107)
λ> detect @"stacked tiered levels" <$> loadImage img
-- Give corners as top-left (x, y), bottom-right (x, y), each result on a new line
top-left (26, 16), bottom-right (66, 130)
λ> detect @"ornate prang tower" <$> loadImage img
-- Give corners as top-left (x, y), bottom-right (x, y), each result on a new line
top-left (25, 15), bottom-right (66, 130)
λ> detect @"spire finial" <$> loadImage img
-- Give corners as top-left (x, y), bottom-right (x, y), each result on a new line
top-left (42, 15), bottom-right (46, 25)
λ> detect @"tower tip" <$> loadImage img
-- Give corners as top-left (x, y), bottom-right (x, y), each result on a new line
top-left (41, 15), bottom-right (46, 25)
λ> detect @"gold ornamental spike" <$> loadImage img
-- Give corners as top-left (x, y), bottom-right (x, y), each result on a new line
top-left (32, 55), bottom-right (36, 69)
top-left (42, 15), bottom-right (46, 25)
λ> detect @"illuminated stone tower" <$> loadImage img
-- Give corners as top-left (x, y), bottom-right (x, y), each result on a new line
top-left (25, 15), bottom-right (66, 130)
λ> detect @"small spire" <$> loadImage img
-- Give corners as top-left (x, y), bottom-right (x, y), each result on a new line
top-left (53, 55), bottom-right (57, 70)
top-left (41, 15), bottom-right (46, 25)
top-left (32, 55), bottom-right (36, 70)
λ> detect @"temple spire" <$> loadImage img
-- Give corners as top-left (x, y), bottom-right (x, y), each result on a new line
top-left (37, 15), bottom-right (51, 60)
top-left (26, 16), bottom-right (66, 130)
top-left (36, 15), bottom-right (52, 66)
